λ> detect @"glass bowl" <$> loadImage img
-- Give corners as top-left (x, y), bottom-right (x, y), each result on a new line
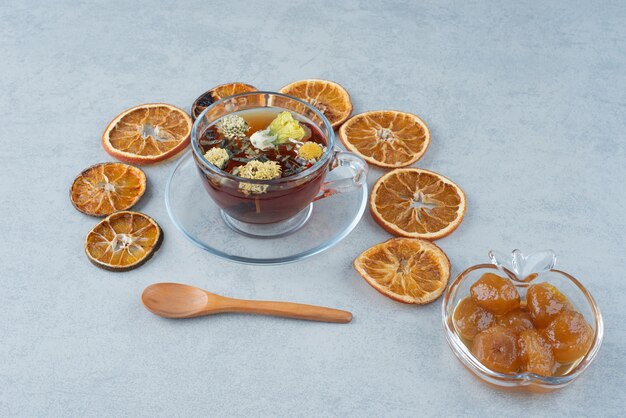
top-left (441, 250), bottom-right (604, 392)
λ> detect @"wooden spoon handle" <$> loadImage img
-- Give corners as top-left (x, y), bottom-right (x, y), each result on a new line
top-left (215, 297), bottom-right (352, 323)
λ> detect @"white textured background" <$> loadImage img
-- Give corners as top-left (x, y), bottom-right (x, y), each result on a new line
top-left (1, 0), bottom-right (624, 416)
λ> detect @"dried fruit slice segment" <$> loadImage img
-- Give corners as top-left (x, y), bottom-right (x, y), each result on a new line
top-left (279, 79), bottom-right (352, 128)
top-left (370, 168), bottom-right (466, 240)
top-left (192, 82), bottom-right (258, 120)
top-left (70, 162), bottom-right (146, 217)
top-left (339, 110), bottom-right (430, 168)
top-left (353, 238), bottom-right (450, 304)
top-left (85, 211), bottom-right (162, 271)
top-left (102, 103), bottom-right (192, 165)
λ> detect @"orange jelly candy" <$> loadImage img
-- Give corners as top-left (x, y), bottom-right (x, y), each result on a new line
top-left (496, 309), bottom-right (534, 334)
top-left (470, 273), bottom-right (520, 315)
top-left (527, 282), bottom-right (572, 328)
top-left (471, 326), bottom-right (520, 373)
top-left (518, 329), bottom-right (555, 376)
top-left (453, 297), bottom-right (495, 340)
top-left (543, 311), bottom-right (594, 363)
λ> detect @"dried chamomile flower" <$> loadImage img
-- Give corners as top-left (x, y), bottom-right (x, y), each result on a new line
top-left (238, 160), bottom-right (281, 180)
top-left (217, 114), bottom-right (249, 139)
top-left (204, 147), bottom-right (230, 169)
top-left (297, 142), bottom-right (323, 162)
top-left (239, 183), bottom-right (267, 195)
top-left (237, 160), bottom-right (282, 195)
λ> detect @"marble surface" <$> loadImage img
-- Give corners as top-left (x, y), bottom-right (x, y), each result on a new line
top-left (1, 0), bottom-right (625, 416)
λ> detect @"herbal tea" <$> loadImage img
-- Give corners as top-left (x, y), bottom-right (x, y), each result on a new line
top-left (195, 107), bottom-right (331, 224)
top-left (198, 108), bottom-right (327, 179)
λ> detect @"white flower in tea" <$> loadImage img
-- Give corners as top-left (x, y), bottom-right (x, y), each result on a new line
top-left (237, 160), bottom-right (282, 195)
top-left (250, 128), bottom-right (277, 151)
top-left (217, 114), bottom-right (249, 139)
top-left (268, 111), bottom-right (305, 143)
top-left (249, 111), bottom-right (306, 150)
top-left (203, 147), bottom-right (230, 169)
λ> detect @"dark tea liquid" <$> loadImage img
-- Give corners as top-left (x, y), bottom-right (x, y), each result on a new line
top-left (195, 108), bottom-right (330, 224)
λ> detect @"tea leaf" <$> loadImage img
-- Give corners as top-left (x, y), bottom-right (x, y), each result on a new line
top-left (232, 156), bottom-right (253, 163)
top-left (199, 139), bottom-right (222, 146)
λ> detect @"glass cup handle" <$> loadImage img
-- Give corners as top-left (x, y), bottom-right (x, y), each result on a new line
top-left (314, 151), bottom-right (368, 201)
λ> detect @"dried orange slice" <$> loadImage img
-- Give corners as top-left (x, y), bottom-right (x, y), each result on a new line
top-left (279, 79), bottom-right (352, 128)
top-left (370, 168), bottom-right (466, 240)
top-left (192, 82), bottom-right (258, 120)
top-left (85, 211), bottom-right (162, 271)
top-left (70, 162), bottom-right (146, 217)
top-left (102, 103), bottom-right (192, 165)
top-left (354, 238), bottom-right (450, 304)
top-left (339, 110), bottom-right (430, 168)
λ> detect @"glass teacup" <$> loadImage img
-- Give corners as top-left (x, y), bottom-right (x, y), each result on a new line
top-left (191, 91), bottom-right (367, 238)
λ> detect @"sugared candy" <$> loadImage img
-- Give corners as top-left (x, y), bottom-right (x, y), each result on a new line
top-left (518, 329), bottom-right (555, 376)
top-left (471, 326), bottom-right (520, 373)
top-left (453, 297), bottom-right (495, 340)
top-left (543, 311), bottom-right (593, 363)
top-left (470, 273), bottom-right (520, 315)
top-left (496, 309), bottom-right (534, 334)
top-left (527, 282), bottom-right (571, 328)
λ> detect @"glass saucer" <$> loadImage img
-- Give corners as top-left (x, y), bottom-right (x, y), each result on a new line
top-left (165, 152), bottom-right (368, 265)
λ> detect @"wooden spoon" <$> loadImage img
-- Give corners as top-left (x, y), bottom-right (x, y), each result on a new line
top-left (141, 282), bottom-right (352, 323)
